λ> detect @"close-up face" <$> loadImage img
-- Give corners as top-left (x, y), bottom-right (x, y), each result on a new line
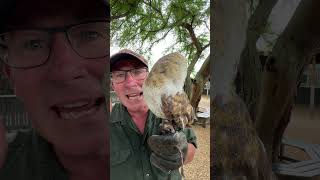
top-left (111, 59), bottom-right (149, 112)
top-left (1, 0), bottom-right (109, 154)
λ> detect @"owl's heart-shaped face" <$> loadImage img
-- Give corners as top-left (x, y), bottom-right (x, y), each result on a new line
top-left (143, 52), bottom-right (188, 118)
top-left (144, 53), bottom-right (187, 89)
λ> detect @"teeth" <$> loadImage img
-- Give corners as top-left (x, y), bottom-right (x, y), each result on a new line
top-left (60, 101), bottom-right (89, 108)
top-left (127, 93), bottom-right (142, 100)
top-left (60, 106), bottom-right (96, 120)
top-left (127, 93), bottom-right (139, 97)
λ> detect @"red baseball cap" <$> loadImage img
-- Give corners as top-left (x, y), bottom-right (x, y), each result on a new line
top-left (110, 49), bottom-right (148, 71)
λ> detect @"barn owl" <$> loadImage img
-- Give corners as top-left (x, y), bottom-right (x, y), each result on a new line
top-left (212, 94), bottom-right (278, 180)
top-left (142, 52), bottom-right (196, 134)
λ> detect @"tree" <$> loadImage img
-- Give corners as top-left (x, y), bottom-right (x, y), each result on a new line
top-left (212, 0), bottom-right (320, 179)
top-left (110, 0), bottom-right (210, 109)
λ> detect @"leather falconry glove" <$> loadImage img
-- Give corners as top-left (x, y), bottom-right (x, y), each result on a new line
top-left (148, 131), bottom-right (188, 172)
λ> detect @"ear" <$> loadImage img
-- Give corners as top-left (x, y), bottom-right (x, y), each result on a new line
top-left (111, 80), bottom-right (114, 91)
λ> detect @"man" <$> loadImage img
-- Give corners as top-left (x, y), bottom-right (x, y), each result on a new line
top-left (110, 49), bottom-right (197, 180)
top-left (0, 0), bottom-right (109, 179)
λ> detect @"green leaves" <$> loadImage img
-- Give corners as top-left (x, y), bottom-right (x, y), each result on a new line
top-left (110, 0), bottom-right (210, 69)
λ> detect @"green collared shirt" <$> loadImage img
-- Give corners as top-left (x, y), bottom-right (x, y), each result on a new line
top-left (0, 130), bottom-right (69, 180)
top-left (110, 103), bottom-right (197, 180)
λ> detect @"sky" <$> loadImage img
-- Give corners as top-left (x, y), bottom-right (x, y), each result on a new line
top-left (256, 0), bottom-right (301, 54)
top-left (111, 31), bottom-right (209, 78)
top-left (111, 8), bottom-right (210, 78)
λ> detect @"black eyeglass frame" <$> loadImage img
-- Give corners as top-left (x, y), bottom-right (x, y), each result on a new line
top-left (0, 19), bottom-right (110, 69)
top-left (110, 67), bottom-right (149, 84)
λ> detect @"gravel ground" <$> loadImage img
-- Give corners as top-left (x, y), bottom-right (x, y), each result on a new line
top-left (184, 124), bottom-right (210, 180)
top-left (281, 105), bottom-right (320, 180)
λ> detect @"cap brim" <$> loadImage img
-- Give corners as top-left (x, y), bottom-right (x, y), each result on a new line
top-left (110, 51), bottom-right (148, 70)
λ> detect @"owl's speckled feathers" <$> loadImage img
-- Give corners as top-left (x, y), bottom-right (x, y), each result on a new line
top-left (143, 52), bottom-right (195, 134)
top-left (212, 94), bottom-right (277, 180)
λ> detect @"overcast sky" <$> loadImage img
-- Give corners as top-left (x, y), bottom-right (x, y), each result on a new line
top-left (111, 25), bottom-right (210, 78)
top-left (111, 1), bottom-right (210, 77)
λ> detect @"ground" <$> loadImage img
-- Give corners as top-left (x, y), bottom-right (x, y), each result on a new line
top-left (285, 104), bottom-right (320, 145)
top-left (283, 104), bottom-right (320, 162)
top-left (281, 104), bottom-right (320, 180)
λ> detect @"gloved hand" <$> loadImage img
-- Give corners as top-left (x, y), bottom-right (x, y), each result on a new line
top-left (147, 131), bottom-right (188, 172)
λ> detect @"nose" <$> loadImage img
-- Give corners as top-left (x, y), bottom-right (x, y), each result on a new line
top-left (47, 33), bottom-right (87, 84)
top-left (124, 72), bottom-right (138, 86)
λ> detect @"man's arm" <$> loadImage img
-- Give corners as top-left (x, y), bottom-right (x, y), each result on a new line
top-left (184, 143), bottom-right (196, 164)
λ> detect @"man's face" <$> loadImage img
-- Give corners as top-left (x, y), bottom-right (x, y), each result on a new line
top-left (4, 0), bottom-right (109, 154)
top-left (111, 60), bottom-right (149, 112)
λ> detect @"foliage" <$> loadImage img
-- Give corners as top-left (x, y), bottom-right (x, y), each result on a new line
top-left (110, 0), bottom-right (210, 74)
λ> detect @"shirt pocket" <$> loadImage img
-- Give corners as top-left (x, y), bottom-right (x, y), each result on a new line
top-left (110, 149), bottom-right (132, 166)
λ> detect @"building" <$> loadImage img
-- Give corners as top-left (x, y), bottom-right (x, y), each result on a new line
top-left (295, 60), bottom-right (320, 105)
top-left (0, 75), bottom-right (31, 131)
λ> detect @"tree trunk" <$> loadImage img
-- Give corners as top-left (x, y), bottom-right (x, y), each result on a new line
top-left (190, 55), bottom-right (210, 109)
top-left (211, 0), bottom-right (258, 178)
top-left (255, 0), bottom-right (316, 162)
top-left (212, 0), bottom-right (320, 179)
top-left (237, 0), bottom-right (279, 123)
top-left (185, 52), bottom-right (203, 101)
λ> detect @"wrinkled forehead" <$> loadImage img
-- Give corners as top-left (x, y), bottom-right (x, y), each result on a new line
top-left (7, 0), bottom-right (108, 27)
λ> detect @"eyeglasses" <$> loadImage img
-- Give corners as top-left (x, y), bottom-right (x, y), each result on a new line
top-left (111, 67), bottom-right (148, 84)
top-left (0, 20), bottom-right (109, 69)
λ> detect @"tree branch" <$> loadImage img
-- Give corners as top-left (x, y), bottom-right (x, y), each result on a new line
top-left (202, 43), bottom-right (210, 52)
top-left (147, 27), bottom-right (174, 50)
top-left (181, 23), bottom-right (202, 53)
top-left (142, 0), bottom-right (163, 18)
top-left (110, 12), bottom-right (130, 21)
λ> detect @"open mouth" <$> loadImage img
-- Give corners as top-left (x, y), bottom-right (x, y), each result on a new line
top-left (52, 97), bottom-right (105, 120)
top-left (126, 92), bottom-right (143, 100)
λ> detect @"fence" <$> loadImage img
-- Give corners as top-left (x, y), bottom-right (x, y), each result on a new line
top-left (0, 95), bottom-right (31, 131)
top-left (0, 73), bottom-right (32, 130)
top-left (204, 81), bottom-right (210, 95)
